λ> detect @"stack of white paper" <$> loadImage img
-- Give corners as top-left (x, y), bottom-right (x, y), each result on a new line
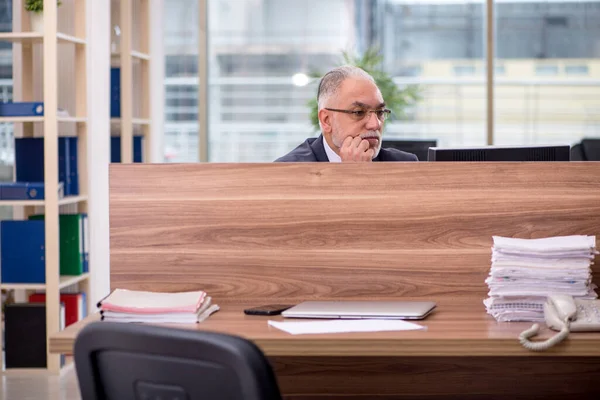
top-left (484, 235), bottom-right (598, 322)
top-left (98, 289), bottom-right (220, 324)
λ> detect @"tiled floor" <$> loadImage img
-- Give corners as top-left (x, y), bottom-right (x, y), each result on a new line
top-left (0, 367), bottom-right (80, 400)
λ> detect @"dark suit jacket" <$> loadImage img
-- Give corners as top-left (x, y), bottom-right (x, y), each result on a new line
top-left (274, 135), bottom-right (419, 162)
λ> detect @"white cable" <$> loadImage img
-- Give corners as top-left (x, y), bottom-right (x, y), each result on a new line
top-left (519, 320), bottom-right (570, 351)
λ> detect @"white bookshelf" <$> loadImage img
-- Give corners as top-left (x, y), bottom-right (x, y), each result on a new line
top-left (0, 0), bottom-right (90, 374)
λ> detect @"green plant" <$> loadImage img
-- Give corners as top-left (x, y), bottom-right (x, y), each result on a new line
top-left (308, 46), bottom-right (421, 132)
top-left (25, 0), bottom-right (62, 14)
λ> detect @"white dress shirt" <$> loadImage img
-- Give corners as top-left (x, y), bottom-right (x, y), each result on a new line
top-left (322, 136), bottom-right (341, 163)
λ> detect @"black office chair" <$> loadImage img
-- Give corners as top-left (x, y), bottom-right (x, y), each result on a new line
top-left (571, 143), bottom-right (585, 161)
top-left (571, 138), bottom-right (600, 161)
top-left (74, 321), bottom-right (283, 400)
top-left (581, 138), bottom-right (600, 161)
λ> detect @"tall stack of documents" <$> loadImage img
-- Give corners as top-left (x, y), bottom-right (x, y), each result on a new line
top-left (98, 289), bottom-right (219, 324)
top-left (484, 235), bottom-right (598, 322)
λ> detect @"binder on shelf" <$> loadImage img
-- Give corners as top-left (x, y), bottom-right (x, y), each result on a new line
top-left (0, 181), bottom-right (64, 200)
top-left (1, 220), bottom-right (45, 284)
top-left (0, 214), bottom-right (88, 284)
top-left (111, 67), bottom-right (120, 118)
top-left (29, 292), bottom-right (87, 328)
top-left (82, 213), bottom-right (89, 273)
top-left (67, 136), bottom-right (79, 195)
top-left (29, 213), bottom-right (88, 276)
top-left (111, 135), bottom-right (143, 163)
top-left (4, 302), bottom-right (65, 368)
top-left (15, 137), bottom-right (79, 196)
top-left (0, 101), bottom-right (44, 117)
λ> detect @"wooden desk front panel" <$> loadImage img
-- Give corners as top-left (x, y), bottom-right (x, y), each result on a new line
top-left (272, 356), bottom-right (600, 399)
top-left (108, 163), bottom-right (600, 303)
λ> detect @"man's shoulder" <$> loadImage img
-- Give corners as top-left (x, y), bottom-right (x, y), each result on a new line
top-left (378, 147), bottom-right (419, 162)
top-left (274, 138), bottom-right (319, 162)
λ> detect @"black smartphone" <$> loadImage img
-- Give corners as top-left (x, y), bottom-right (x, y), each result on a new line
top-left (243, 304), bottom-right (293, 316)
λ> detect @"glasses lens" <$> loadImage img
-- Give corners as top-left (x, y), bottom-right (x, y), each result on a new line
top-left (353, 110), bottom-right (367, 119)
top-left (376, 110), bottom-right (390, 121)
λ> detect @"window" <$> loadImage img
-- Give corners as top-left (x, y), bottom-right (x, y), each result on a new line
top-left (164, 0), bottom-right (600, 161)
top-left (535, 65), bottom-right (559, 76)
top-left (565, 65), bottom-right (589, 75)
top-left (454, 65), bottom-right (478, 76)
top-left (494, 1), bottom-right (599, 146)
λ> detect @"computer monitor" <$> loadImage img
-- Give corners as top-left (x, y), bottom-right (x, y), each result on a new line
top-left (427, 145), bottom-right (570, 162)
top-left (382, 139), bottom-right (437, 161)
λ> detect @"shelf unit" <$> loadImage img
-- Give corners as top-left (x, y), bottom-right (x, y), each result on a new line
top-left (0, 0), bottom-right (90, 374)
top-left (111, 0), bottom-right (151, 163)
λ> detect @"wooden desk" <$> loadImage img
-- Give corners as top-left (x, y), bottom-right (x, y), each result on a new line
top-left (51, 302), bottom-right (600, 358)
top-left (52, 302), bottom-right (600, 398)
top-left (51, 301), bottom-right (600, 399)
top-left (50, 163), bottom-right (600, 399)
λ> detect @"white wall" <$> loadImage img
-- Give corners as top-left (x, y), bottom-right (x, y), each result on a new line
top-left (87, 0), bottom-right (111, 310)
top-left (150, 0), bottom-right (165, 163)
top-left (87, 1), bottom-right (165, 309)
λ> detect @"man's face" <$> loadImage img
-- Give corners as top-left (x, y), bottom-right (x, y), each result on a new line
top-left (321, 77), bottom-right (385, 159)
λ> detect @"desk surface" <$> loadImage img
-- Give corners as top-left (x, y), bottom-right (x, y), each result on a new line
top-left (49, 301), bottom-right (600, 357)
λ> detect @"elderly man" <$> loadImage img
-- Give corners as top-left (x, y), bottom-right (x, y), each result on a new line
top-left (275, 65), bottom-right (418, 162)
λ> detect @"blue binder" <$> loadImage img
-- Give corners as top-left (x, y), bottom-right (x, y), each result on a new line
top-left (1, 220), bottom-right (45, 284)
top-left (111, 67), bottom-right (121, 118)
top-left (81, 292), bottom-right (88, 318)
top-left (67, 136), bottom-right (79, 195)
top-left (15, 137), bottom-right (79, 196)
top-left (81, 213), bottom-right (89, 273)
top-left (0, 182), bottom-right (46, 200)
top-left (111, 135), bottom-right (143, 163)
top-left (0, 102), bottom-right (44, 116)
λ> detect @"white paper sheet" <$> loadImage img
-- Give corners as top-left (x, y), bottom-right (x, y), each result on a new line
top-left (492, 235), bottom-right (596, 252)
top-left (267, 319), bottom-right (426, 335)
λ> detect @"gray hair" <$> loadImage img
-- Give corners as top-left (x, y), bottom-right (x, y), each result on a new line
top-left (316, 65), bottom-right (376, 111)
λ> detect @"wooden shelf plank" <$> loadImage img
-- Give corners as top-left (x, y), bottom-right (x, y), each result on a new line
top-left (58, 273), bottom-right (90, 290)
top-left (58, 194), bottom-right (88, 206)
top-left (0, 116), bottom-right (43, 123)
top-left (132, 118), bottom-right (151, 126)
top-left (56, 32), bottom-right (86, 45)
top-left (0, 32), bottom-right (86, 45)
top-left (111, 51), bottom-right (151, 61)
top-left (0, 195), bottom-right (87, 207)
top-left (0, 273), bottom-right (89, 291)
top-left (0, 32), bottom-right (43, 43)
top-left (0, 116), bottom-right (87, 123)
top-left (130, 50), bottom-right (150, 61)
top-left (58, 116), bottom-right (87, 123)
top-left (0, 282), bottom-right (46, 290)
top-left (111, 118), bottom-right (151, 126)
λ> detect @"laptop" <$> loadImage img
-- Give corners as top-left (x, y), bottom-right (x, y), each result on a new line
top-left (281, 300), bottom-right (436, 320)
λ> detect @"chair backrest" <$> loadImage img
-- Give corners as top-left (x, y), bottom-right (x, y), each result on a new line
top-left (74, 321), bottom-right (282, 400)
top-left (571, 143), bottom-right (585, 161)
top-left (581, 138), bottom-right (600, 161)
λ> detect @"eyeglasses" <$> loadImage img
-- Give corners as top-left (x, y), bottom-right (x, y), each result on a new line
top-left (325, 107), bottom-right (391, 122)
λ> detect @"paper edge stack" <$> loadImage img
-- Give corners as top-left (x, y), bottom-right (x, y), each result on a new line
top-left (484, 235), bottom-right (598, 322)
top-left (98, 289), bottom-right (220, 324)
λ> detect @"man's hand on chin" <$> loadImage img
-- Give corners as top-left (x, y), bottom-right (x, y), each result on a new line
top-left (339, 136), bottom-right (375, 162)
